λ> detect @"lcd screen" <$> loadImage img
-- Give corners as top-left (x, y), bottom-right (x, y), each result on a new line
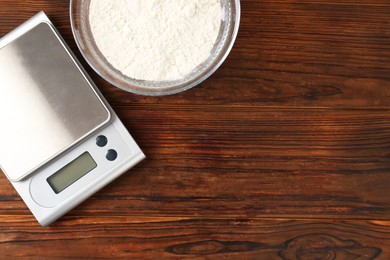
top-left (47, 152), bottom-right (97, 194)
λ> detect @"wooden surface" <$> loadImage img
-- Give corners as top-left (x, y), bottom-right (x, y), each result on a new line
top-left (1, 0), bottom-right (390, 258)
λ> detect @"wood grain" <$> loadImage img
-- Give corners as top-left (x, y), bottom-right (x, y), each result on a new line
top-left (0, 216), bottom-right (389, 259)
top-left (0, 0), bottom-right (390, 258)
top-left (2, 108), bottom-right (390, 219)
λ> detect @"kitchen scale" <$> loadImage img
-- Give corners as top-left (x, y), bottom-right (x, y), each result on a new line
top-left (0, 12), bottom-right (145, 226)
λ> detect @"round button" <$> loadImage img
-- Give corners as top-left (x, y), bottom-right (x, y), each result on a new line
top-left (106, 149), bottom-right (118, 161)
top-left (96, 135), bottom-right (108, 147)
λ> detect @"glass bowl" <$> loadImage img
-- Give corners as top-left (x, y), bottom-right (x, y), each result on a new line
top-left (70, 0), bottom-right (240, 96)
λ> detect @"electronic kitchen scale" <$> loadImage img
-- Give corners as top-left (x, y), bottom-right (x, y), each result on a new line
top-left (0, 12), bottom-right (145, 226)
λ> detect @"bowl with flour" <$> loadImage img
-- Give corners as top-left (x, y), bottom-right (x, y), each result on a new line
top-left (70, 0), bottom-right (240, 96)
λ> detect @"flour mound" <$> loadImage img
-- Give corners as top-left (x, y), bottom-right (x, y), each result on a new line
top-left (89, 0), bottom-right (222, 81)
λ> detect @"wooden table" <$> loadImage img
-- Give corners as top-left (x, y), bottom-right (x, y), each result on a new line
top-left (1, 0), bottom-right (389, 258)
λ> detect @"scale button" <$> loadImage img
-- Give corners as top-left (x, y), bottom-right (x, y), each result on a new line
top-left (106, 149), bottom-right (118, 161)
top-left (96, 135), bottom-right (108, 147)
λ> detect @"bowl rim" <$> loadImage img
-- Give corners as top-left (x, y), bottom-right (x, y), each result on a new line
top-left (69, 0), bottom-right (241, 96)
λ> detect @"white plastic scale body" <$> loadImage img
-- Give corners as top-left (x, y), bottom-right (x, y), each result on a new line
top-left (0, 12), bottom-right (145, 226)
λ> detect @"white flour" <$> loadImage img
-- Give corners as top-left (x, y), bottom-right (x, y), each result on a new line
top-left (89, 0), bottom-right (222, 81)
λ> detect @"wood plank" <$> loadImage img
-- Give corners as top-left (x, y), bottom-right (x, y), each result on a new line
top-left (97, 0), bottom-right (390, 108)
top-left (0, 216), bottom-right (388, 259)
top-left (1, 108), bottom-right (389, 219)
top-left (1, 1), bottom-right (390, 108)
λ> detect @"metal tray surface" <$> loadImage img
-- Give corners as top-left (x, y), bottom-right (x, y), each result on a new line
top-left (0, 22), bottom-right (110, 181)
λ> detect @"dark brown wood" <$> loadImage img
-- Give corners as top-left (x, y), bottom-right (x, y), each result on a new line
top-left (0, 216), bottom-right (389, 259)
top-left (1, 0), bottom-right (390, 258)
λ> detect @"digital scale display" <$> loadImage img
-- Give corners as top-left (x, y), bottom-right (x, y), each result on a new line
top-left (0, 12), bottom-right (145, 226)
top-left (47, 152), bottom-right (97, 194)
